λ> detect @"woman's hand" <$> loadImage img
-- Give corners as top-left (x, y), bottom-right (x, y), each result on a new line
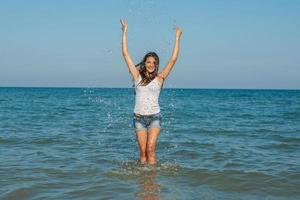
top-left (120, 18), bottom-right (128, 32)
top-left (175, 26), bottom-right (182, 39)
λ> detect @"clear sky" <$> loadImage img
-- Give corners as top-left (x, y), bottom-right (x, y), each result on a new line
top-left (1, 0), bottom-right (299, 89)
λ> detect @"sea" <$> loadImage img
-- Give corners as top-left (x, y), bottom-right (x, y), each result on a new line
top-left (0, 87), bottom-right (299, 200)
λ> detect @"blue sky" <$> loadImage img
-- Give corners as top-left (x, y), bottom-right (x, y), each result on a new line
top-left (0, 0), bottom-right (299, 89)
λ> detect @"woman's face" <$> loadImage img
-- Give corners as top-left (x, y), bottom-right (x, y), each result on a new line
top-left (145, 56), bottom-right (156, 73)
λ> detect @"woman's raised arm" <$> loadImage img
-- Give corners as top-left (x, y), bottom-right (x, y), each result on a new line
top-left (120, 19), bottom-right (139, 81)
top-left (159, 27), bottom-right (183, 80)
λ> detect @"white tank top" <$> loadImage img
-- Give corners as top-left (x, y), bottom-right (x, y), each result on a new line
top-left (134, 74), bottom-right (161, 115)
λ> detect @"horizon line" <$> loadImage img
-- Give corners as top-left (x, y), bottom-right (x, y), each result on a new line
top-left (0, 86), bottom-right (299, 91)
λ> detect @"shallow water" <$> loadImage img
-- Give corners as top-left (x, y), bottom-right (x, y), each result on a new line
top-left (0, 87), bottom-right (300, 199)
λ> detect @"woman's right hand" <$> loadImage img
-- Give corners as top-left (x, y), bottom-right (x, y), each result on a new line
top-left (120, 18), bottom-right (128, 32)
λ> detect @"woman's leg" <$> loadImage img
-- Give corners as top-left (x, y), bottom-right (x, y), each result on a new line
top-left (147, 127), bottom-right (160, 165)
top-left (136, 130), bottom-right (148, 164)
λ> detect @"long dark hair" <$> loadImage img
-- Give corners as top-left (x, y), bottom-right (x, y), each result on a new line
top-left (135, 52), bottom-right (159, 86)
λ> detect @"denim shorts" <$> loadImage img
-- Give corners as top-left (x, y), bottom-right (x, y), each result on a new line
top-left (133, 112), bottom-right (162, 131)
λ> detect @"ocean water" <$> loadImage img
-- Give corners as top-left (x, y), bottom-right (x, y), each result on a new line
top-left (0, 87), bottom-right (300, 200)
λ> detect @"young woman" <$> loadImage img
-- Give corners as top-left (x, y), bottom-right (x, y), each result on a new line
top-left (120, 18), bottom-right (182, 165)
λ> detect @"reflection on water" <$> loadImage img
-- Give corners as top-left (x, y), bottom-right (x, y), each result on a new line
top-left (136, 167), bottom-right (161, 200)
top-left (105, 161), bottom-right (163, 199)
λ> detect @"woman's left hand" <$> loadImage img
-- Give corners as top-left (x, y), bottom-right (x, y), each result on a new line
top-left (175, 27), bottom-right (183, 39)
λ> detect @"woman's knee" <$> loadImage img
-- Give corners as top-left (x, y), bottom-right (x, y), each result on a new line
top-left (147, 146), bottom-right (156, 156)
top-left (140, 149), bottom-right (147, 155)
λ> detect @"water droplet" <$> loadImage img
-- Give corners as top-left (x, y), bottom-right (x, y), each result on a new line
top-left (107, 49), bottom-right (113, 54)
